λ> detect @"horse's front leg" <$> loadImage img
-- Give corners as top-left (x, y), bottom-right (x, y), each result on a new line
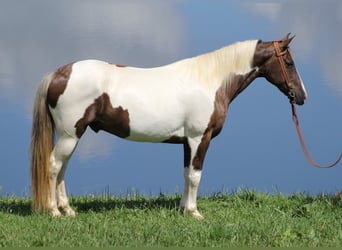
top-left (181, 165), bottom-right (203, 219)
top-left (180, 134), bottom-right (211, 219)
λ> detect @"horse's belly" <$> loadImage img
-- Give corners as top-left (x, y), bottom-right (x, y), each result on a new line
top-left (117, 94), bottom-right (214, 142)
top-left (127, 125), bottom-right (185, 142)
top-left (124, 105), bottom-right (186, 142)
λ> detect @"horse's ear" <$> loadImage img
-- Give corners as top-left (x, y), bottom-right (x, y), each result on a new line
top-left (281, 33), bottom-right (295, 48)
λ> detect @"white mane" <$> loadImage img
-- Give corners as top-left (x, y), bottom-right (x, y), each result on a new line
top-left (173, 40), bottom-right (258, 88)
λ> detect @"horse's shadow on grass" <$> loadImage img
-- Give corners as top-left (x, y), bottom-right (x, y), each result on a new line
top-left (3, 192), bottom-right (341, 216)
top-left (0, 199), bottom-right (32, 216)
top-left (70, 194), bottom-right (182, 214)
top-left (0, 195), bottom-right (181, 216)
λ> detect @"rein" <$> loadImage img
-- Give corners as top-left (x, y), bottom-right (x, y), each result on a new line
top-left (273, 41), bottom-right (342, 169)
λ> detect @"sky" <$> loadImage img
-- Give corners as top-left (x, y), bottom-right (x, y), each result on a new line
top-left (0, 0), bottom-right (341, 197)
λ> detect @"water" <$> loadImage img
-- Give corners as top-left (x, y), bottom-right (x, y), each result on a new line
top-left (0, 1), bottom-right (341, 197)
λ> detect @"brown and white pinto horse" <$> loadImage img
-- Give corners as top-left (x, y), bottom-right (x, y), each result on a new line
top-left (31, 34), bottom-right (307, 218)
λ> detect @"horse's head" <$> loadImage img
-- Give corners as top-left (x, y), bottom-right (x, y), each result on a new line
top-left (254, 33), bottom-right (307, 105)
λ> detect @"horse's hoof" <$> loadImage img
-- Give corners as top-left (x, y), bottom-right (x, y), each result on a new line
top-left (65, 208), bottom-right (76, 217)
top-left (51, 208), bottom-right (62, 218)
top-left (182, 207), bottom-right (204, 220)
top-left (59, 205), bottom-right (76, 217)
top-left (191, 210), bottom-right (204, 220)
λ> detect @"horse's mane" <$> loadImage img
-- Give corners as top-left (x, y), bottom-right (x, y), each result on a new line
top-left (173, 40), bottom-right (258, 88)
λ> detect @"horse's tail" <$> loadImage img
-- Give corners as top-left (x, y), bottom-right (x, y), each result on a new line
top-left (30, 72), bottom-right (55, 212)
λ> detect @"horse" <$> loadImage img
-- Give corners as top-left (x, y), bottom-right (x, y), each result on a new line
top-left (30, 33), bottom-right (307, 219)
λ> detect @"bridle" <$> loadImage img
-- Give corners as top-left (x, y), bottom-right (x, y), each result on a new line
top-left (273, 41), bottom-right (296, 104)
top-left (273, 41), bottom-right (342, 169)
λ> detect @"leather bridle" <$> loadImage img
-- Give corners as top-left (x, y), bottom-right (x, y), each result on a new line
top-left (273, 41), bottom-right (296, 103)
top-left (273, 41), bottom-right (341, 169)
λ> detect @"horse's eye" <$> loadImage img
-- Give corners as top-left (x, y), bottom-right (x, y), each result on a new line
top-left (285, 59), bottom-right (294, 66)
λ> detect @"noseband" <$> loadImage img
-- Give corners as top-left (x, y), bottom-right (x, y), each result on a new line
top-left (272, 41), bottom-right (341, 169)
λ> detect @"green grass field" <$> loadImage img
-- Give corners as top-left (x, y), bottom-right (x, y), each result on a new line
top-left (0, 190), bottom-right (341, 247)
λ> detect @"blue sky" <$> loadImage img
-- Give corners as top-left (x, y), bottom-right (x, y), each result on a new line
top-left (0, 1), bottom-right (341, 197)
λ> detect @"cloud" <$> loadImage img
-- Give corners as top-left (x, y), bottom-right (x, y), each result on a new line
top-left (245, 1), bottom-right (342, 95)
top-left (246, 2), bottom-right (281, 21)
top-left (0, 1), bottom-right (185, 160)
top-left (0, 1), bottom-right (185, 103)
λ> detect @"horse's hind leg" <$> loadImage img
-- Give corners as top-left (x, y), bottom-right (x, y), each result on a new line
top-left (56, 160), bottom-right (76, 217)
top-left (50, 135), bottom-right (78, 217)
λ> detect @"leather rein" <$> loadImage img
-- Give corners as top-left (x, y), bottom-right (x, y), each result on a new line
top-left (273, 41), bottom-right (342, 169)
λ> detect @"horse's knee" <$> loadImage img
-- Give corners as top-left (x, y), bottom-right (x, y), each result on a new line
top-left (184, 167), bottom-right (202, 187)
top-left (50, 137), bottom-right (78, 176)
top-left (55, 137), bottom-right (78, 159)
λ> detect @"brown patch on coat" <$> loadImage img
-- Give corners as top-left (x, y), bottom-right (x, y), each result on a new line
top-left (163, 136), bottom-right (191, 167)
top-left (74, 93), bottom-right (130, 138)
top-left (107, 62), bottom-right (126, 67)
top-left (163, 136), bottom-right (186, 144)
top-left (183, 140), bottom-right (191, 168)
top-left (47, 63), bottom-right (73, 108)
top-left (192, 70), bottom-right (260, 170)
top-left (192, 132), bottom-right (212, 170)
top-left (252, 40), bottom-right (274, 68)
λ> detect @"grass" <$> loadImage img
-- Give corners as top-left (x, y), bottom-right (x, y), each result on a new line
top-left (0, 189), bottom-right (342, 247)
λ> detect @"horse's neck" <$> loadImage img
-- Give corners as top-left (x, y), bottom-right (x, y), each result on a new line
top-left (210, 42), bottom-right (260, 103)
top-left (176, 40), bottom-right (258, 91)
top-left (224, 68), bottom-right (259, 103)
